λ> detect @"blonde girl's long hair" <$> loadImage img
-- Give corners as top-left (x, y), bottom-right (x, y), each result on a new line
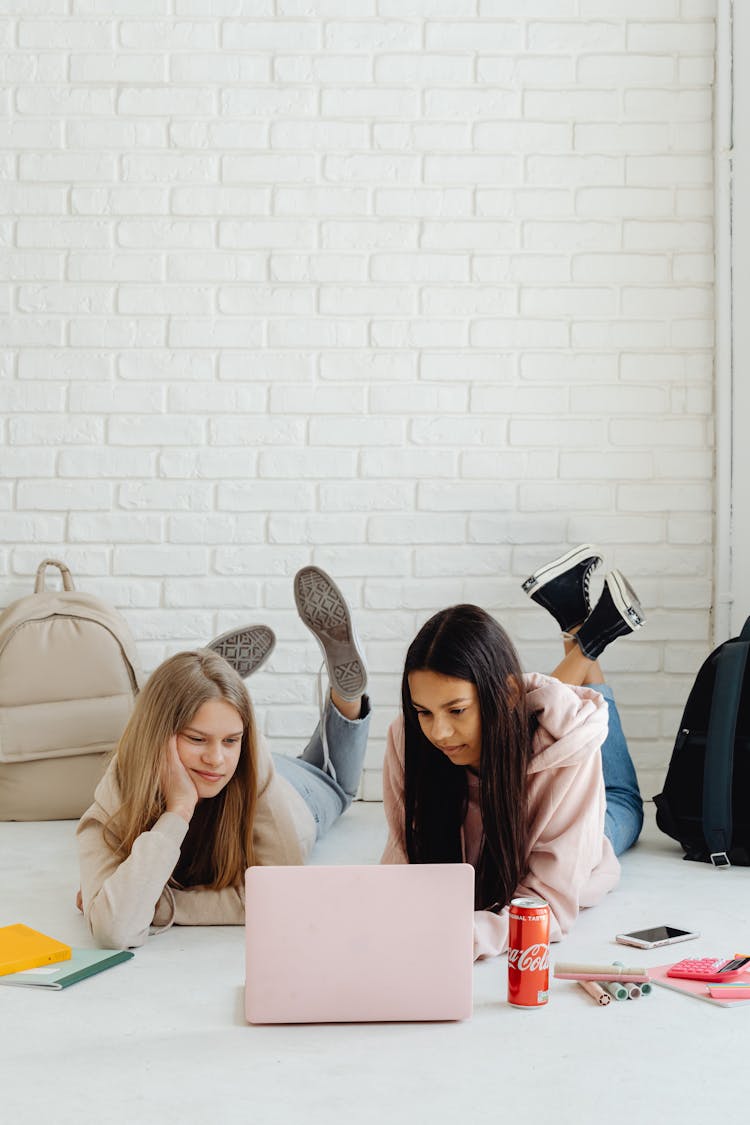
top-left (109, 650), bottom-right (258, 889)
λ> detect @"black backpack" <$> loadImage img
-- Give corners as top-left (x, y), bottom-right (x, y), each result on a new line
top-left (653, 617), bottom-right (750, 866)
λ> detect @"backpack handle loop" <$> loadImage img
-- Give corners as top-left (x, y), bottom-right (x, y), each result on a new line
top-left (34, 559), bottom-right (75, 594)
top-left (703, 639), bottom-right (749, 863)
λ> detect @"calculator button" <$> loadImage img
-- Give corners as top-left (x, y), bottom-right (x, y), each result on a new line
top-left (667, 958), bottom-right (744, 982)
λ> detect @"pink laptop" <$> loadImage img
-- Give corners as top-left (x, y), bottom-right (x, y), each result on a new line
top-left (245, 863), bottom-right (474, 1024)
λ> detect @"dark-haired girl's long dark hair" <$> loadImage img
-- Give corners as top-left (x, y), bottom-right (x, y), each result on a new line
top-left (402, 605), bottom-right (536, 912)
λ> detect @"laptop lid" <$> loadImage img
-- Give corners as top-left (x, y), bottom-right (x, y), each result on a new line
top-left (245, 863), bottom-right (474, 1024)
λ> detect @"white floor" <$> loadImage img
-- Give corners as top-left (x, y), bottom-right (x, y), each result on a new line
top-left (2, 803), bottom-right (749, 1125)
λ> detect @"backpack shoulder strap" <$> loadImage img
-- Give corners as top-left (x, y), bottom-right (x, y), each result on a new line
top-left (702, 635), bottom-right (750, 865)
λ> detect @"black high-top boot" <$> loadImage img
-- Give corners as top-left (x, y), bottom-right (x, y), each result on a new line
top-left (521, 544), bottom-right (603, 632)
top-left (574, 570), bottom-right (646, 660)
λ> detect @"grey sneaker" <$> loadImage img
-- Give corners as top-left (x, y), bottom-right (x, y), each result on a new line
top-left (575, 570), bottom-right (646, 661)
top-left (521, 543), bottom-right (603, 633)
top-left (293, 566), bottom-right (367, 702)
top-left (208, 624), bottom-right (276, 679)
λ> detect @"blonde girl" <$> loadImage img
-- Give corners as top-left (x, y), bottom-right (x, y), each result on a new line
top-left (77, 567), bottom-right (370, 949)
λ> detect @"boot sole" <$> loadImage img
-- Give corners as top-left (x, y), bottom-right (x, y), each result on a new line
top-left (294, 566), bottom-right (367, 702)
top-left (208, 625), bottom-right (276, 679)
top-left (521, 543), bottom-right (602, 595)
top-left (606, 569), bottom-right (646, 629)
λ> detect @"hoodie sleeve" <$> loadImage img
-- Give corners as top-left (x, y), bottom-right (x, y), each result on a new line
top-left (78, 800), bottom-right (250, 944)
top-left (472, 749), bottom-right (614, 958)
top-left (168, 747), bottom-right (318, 923)
top-left (473, 908), bottom-right (511, 960)
top-left (77, 800), bottom-right (189, 950)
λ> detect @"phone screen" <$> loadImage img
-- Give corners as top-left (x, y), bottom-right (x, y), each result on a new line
top-left (625, 926), bottom-right (692, 942)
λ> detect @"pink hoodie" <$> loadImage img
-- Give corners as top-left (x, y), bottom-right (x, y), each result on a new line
top-left (381, 672), bottom-right (621, 959)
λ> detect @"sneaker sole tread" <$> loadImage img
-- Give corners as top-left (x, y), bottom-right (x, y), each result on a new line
top-left (294, 567), bottom-right (367, 701)
top-left (209, 625), bottom-right (276, 679)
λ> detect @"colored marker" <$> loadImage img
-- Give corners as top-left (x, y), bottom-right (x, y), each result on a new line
top-left (554, 961), bottom-right (646, 977)
top-left (603, 981), bottom-right (628, 1001)
top-left (577, 980), bottom-right (611, 1006)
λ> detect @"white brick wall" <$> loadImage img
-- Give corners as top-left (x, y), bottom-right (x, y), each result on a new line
top-left (1, 2), bottom-right (716, 800)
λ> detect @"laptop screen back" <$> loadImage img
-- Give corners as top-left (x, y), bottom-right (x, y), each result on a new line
top-left (245, 863), bottom-right (474, 1024)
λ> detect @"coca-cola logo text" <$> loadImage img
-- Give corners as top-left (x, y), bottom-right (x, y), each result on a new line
top-left (508, 943), bottom-right (550, 972)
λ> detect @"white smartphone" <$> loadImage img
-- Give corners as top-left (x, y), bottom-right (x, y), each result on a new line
top-left (615, 925), bottom-right (700, 950)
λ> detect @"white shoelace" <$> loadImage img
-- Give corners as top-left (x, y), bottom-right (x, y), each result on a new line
top-left (316, 661), bottom-right (337, 784)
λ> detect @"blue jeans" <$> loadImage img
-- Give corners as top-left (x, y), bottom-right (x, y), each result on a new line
top-left (272, 695), bottom-right (371, 841)
top-left (593, 683), bottom-right (644, 855)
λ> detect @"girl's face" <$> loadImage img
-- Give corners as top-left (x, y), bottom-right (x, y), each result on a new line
top-left (408, 670), bottom-right (482, 770)
top-left (175, 697), bottom-right (244, 799)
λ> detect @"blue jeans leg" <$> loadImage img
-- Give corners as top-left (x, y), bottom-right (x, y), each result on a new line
top-left (591, 683), bottom-right (644, 856)
top-left (271, 694), bottom-right (371, 841)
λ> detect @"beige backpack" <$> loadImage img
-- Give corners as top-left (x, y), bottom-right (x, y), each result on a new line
top-left (0, 559), bottom-right (143, 821)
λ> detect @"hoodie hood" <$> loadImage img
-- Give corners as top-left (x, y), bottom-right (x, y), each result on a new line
top-left (523, 672), bottom-right (609, 775)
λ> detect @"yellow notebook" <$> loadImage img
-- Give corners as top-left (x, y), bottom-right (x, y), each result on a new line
top-left (0, 924), bottom-right (72, 977)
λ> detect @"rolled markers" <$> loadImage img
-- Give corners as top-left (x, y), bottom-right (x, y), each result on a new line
top-left (603, 981), bottom-right (629, 1001)
top-left (614, 961), bottom-right (648, 997)
top-left (577, 980), bottom-right (611, 1006)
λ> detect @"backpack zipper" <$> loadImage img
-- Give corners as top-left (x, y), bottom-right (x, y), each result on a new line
top-left (3, 613), bottom-right (139, 695)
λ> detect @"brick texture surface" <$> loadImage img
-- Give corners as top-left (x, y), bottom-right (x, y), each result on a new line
top-left (1, 3), bottom-right (716, 800)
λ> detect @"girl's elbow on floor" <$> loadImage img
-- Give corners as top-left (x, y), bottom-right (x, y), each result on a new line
top-left (86, 910), bottom-right (147, 951)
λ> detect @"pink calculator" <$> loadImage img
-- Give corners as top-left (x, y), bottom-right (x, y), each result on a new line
top-left (667, 956), bottom-right (750, 983)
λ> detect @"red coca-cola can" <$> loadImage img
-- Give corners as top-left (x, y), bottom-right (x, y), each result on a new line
top-left (507, 896), bottom-right (550, 1008)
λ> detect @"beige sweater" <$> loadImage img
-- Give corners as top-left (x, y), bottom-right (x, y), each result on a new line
top-left (76, 736), bottom-right (316, 949)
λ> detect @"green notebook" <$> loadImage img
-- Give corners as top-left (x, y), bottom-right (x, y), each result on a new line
top-left (0, 947), bottom-right (133, 990)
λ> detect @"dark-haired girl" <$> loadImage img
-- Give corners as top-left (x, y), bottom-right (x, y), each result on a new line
top-left (382, 545), bottom-right (644, 959)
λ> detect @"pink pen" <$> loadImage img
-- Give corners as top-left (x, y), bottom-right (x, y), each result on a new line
top-left (553, 970), bottom-right (650, 983)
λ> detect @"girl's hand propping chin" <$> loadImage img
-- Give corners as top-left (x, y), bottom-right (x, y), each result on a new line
top-left (162, 735), bottom-right (199, 823)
